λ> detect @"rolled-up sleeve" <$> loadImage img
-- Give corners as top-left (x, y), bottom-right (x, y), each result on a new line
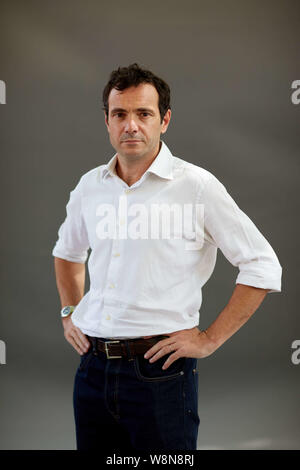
top-left (52, 178), bottom-right (90, 264)
top-left (201, 175), bottom-right (282, 293)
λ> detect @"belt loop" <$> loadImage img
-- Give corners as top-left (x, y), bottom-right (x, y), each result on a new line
top-left (91, 337), bottom-right (98, 356)
top-left (124, 340), bottom-right (134, 361)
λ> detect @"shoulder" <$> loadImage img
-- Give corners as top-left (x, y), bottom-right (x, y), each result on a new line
top-left (80, 165), bottom-right (105, 184)
top-left (73, 164), bottom-right (106, 192)
top-left (171, 154), bottom-right (217, 193)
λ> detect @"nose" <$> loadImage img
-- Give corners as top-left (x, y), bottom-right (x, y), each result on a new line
top-left (124, 115), bottom-right (139, 134)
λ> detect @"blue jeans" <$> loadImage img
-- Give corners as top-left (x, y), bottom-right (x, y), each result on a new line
top-left (73, 337), bottom-right (200, 451)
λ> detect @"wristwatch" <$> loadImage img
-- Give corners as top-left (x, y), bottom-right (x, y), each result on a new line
top-left (60, 305), bottom-right (76, 318)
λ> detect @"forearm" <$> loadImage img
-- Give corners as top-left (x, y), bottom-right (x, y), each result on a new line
top-left (54, 257), bottom-right (86, 307)
top-left (204, 283), bottom-right (269, 351)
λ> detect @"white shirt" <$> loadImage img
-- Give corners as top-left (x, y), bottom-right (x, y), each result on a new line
top-left (52, 140), bottom-right (282, 338)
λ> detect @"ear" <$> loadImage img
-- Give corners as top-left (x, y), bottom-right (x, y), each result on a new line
top-left (161, 109), bottom-right (171, 134)
top-left (104, 111), bottom-right (109, 129)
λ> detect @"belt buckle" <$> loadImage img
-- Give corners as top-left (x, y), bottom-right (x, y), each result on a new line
top-left (105, 340), bottom-right (122, 359)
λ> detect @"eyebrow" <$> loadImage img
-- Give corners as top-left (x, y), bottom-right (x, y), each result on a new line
top-left (110, 107), bottom-right (155, 114)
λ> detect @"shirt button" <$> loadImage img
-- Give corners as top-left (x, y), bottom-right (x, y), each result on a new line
top-left (106, 314), bottom-right (111, 320)
top-left (108, 283), bottom-right (115, 289)
top-left (113, 253), bottom-right (120, 257)
top-left (124, 189), bottom-right (130, 194)
top-left (119, 218), bottom-right (125, 225)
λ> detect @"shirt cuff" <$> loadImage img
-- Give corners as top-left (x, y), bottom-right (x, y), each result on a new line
top-left (52, 245), bottom-right (88, 264)
top-left (235, 266), bottom-right (282, 293)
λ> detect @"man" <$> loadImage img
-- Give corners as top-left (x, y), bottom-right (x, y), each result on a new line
top-left (52, 63), bottom-right (282, 451)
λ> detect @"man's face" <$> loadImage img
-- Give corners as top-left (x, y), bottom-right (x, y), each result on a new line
top-left (105, 83), bottom-right (171, 160)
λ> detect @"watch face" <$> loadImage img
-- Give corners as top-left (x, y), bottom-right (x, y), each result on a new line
top-left (61, 306), bottom-right (71, 317)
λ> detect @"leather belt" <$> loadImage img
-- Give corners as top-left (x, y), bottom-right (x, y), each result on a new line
top-left (87, 335), bottom-right (169, 360)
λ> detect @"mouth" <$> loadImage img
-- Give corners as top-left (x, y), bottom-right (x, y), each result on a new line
top-left (122, 140), bottom-right (142, 143)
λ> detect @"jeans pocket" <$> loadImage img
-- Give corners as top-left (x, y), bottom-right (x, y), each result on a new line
top-left (79, 351), bottom-right (93, 371)
top-left (134, 353), bottom-right (186, 382)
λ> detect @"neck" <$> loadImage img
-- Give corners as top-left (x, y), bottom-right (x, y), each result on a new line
top-left (116, 141), bottom-right (161, 187)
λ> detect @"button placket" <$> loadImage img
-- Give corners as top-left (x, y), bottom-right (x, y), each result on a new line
top-left (103, 186), bottom-right (130, 300)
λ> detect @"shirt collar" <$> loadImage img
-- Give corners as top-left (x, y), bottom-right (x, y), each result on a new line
top-left (100, 140), bottom-right (174, 182)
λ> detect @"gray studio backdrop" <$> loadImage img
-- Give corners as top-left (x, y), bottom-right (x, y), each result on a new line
top-left (0, 0), bottom-right (299, 450)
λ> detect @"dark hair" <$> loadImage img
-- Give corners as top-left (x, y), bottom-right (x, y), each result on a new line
top-left (102, 63), bottom-right (171, 123)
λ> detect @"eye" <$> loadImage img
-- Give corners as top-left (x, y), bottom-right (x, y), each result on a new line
top-left (140, 112), bottom-right (150, 117)
top-left (112, 112), bottom-right (125, 118)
